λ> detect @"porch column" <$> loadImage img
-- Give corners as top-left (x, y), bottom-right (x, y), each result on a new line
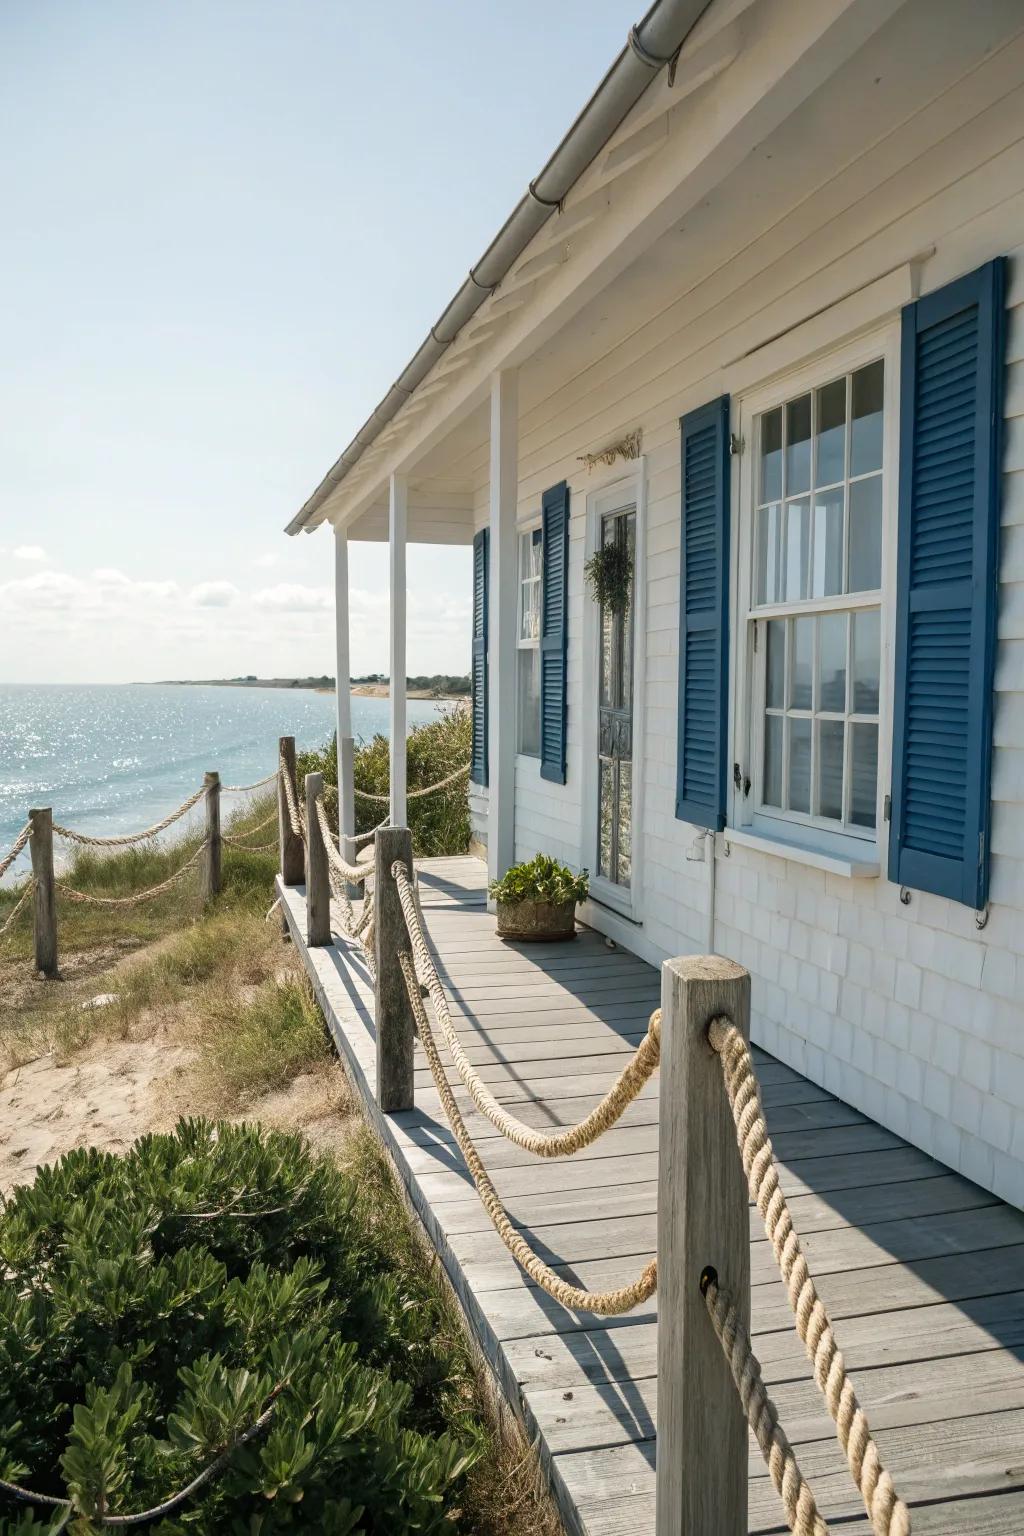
top-left (389, 472), bottom-right (408, 829)
top-left (333, 525), bottom-right (356, 867)
top-left (488, 368), bottom-right (518, 884)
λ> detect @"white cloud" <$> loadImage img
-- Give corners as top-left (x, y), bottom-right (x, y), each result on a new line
top-left (0, 570), bottom-right (89, 609)
top-left (13, 544), bottom-right (47, 562)
top-left (253, 582), bottom-right (333, 612)
top-left (189, 580), bottom-right (240, 608)
top-left (252, 552), bottom-right (278, 568)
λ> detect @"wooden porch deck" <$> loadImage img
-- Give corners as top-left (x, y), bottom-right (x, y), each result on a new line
top-left (278, 855), bottom-right (1024, 1536)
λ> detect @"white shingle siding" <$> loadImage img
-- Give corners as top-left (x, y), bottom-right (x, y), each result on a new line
top-left (468, 9), bottom-right (1024, 1209)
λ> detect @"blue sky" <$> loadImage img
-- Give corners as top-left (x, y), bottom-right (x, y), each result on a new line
top-left (0, 0), bottom-right (629, 683)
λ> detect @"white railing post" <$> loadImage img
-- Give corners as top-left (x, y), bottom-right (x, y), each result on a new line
top-left (28, 807), bottom-right (57, 978)
top-left (334, 524), bottom-right (359, 893)
top-left (656, 955), bottom-right (750, 1536)
top-left (304, 771), bottom-right (331, 946)
top-left (201, 771), bottom-right (221, 901)
top-left (373, 825), bottom-right (415, 1112)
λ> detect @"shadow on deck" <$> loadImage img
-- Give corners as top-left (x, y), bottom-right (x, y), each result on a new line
top-left (278, 856), bottom-right (1024, 1536)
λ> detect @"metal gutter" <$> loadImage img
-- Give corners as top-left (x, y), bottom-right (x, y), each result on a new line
top-left (287, 0), bottom-right (712, 534)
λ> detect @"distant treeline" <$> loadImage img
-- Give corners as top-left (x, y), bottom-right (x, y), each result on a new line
top-left (159, 674), bottom-right (470, 694)
top-left (353, 673), bottom-right (470, 694)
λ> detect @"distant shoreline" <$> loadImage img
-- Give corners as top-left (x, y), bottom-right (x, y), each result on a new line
top-left (154, 678), bottom-right (469, 702)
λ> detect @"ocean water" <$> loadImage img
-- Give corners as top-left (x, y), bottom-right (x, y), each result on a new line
top-left (0, 684), bottom-right (448, 882)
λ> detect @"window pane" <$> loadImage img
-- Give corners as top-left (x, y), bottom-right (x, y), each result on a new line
top-left (811, 486), bottom-right (844, 598)
top-left (517, 647), bottom-right (540, 756)
top-left (848, 475), bottom-right (882, 591)
top-left (791, 617), bottom-right (813, 709)
top-left (815, 377), bottom-right (846, 487)
top-left (850, 722), bottom-right (878, 828)
top-left (763, 715), bottom-right (783, 807)
top-left (819, 613), bottom-right (846, 712)
top-left (852, 609), bottom-right (880, 714)
top-left (598, 760), bottom-right (614, 878)
top-left (818, 720), bottom-right (845, 821)
top-left (761, 407), bottom-right (782, 503)
top-left (788, 718), bottom-right (811, 813)
top-left (529, 525), bottom-right (543, 578)
top-left (784, 497), bottom-right (810, 600)
top-left (765, 619), bottom-right (785, 708)
top-left (785, 394), bottom-right (811, 495)
top-left (851, 360), bottom-right (884, 476)
top-left (617, 761), bottom-right (632, 887)
top-left (756, 502), bottom-right (783, 604)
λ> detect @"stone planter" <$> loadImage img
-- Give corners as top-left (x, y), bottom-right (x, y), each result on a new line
top-left (496, 897), bottom-right (577, 942)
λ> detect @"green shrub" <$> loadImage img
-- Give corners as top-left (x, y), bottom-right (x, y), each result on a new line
top-left (489, 854), bottom-right (589, 907)
top-left (299, 709), bottom-right (471, 859)
top-left (0, 1121), bottom-right (480, 1533)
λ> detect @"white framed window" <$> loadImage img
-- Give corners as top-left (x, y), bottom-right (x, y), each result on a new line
top-left (517, 524), bottom-right (542, 756)
top-left (733, 329), bottom-right (897, 858)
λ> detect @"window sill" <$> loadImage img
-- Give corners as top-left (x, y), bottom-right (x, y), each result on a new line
top-left (723, 826), bottom-right (880, 880)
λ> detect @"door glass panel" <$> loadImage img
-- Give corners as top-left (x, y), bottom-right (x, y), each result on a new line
top-left (598, 759), bottom-right (614, 880)
top-left (788, 718), bottom-right (811, 813)
top-left (791, 617), bottom-right (813, 709)
top-left (818, 613), bottom-right (846, 712)
top-left (617, 762), bottom-right (632, 886)
top-left (851, 360), bottom-right (884, 476)
top-left (850, 723), bottom-right (878, 828)
top-left (785, 394), bottom-right (811, 495)
top-left (818, 720), bottom-right (845, 820)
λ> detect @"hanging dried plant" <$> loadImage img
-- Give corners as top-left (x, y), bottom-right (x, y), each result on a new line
top-left (584, 541), bottom-right (633, 613)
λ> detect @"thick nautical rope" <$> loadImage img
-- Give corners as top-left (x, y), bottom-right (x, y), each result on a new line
top-left (56, 841), bottom-right (207, 907)
top-left (314, 796), bottom-right (370, 885)
top-left (221, 770), bottom-right (277, 792)
top-left (703, 1275), bottom-right (828, 1536)
top-left (278, 756), bottom-right (305, 841)
top-left (52, 786), bottom-right (206, 848)
top-left (221, 808), bottom-right (278, 851)
top-left (392, 861), bottom-right (659, 1155)
top-left (0, 880), bottom-right (34, 939)
top-left (708, 1019), bottom-right (911, 1536)
top-left (353, 761), bottom-right (471, 804)
top-left (398, 947), bottom-right (656, 1314)
top-left (0, 822), bottom-right (32, 881)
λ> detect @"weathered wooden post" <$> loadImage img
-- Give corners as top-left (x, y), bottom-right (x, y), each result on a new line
top-left (201, 771), bottom-right (221, 901)
top-left (304, 771), bottom-right (331, 946)
top-left (656, 955), bottom-right (750, 1536)
top-left (373, 826), bottom-right (415, 1112)
top-left (28, 807), bottom-right (58, 978)
top-left (277, 736), bottom-right (304, 886)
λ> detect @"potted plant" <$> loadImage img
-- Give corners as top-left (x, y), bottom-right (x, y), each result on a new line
top-left (490, 854), bottom-right (589, 942)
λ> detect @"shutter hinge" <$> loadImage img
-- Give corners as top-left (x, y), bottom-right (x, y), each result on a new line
top-left (883, 793), bottom-right (891, 823)
top-left (729, 433), bottom-right (744, 457)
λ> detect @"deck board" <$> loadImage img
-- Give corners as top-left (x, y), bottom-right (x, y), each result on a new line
top-left (278, 856), bottom-right (1024, 1536)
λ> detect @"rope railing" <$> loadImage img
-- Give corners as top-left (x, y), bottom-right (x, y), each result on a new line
top-left (0, 880), bottom-right (33, 939)
top-left (0, 821), bottom-right (32, 881)
top-left (56, 840), bottom-right (209, 908)
top-left (52, 786), bottom-right (207, 848)
top-left (353, 761), bottom-right (470, 804)
top-left (392, 859), bottom-right (661, 1156)
top-left (314, 796), bottom-right (370, 886)
top-left (221, 770), bottom-right (278, 793)
top-left (707, 1018), bottom-right (910, 1536)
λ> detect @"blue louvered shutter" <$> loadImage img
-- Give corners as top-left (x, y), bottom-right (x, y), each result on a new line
top-left (540, 481), bottom-right (570, 784)
top-left (676, 396), bottom-right (730, 829)
top-left (470, 528), bottom-right (489, 786)
top-left (890, 259), bottom-right (1005, 909)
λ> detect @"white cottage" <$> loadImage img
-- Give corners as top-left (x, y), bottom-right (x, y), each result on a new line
top-left (288, 0), bottom-right (1024, 1212)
